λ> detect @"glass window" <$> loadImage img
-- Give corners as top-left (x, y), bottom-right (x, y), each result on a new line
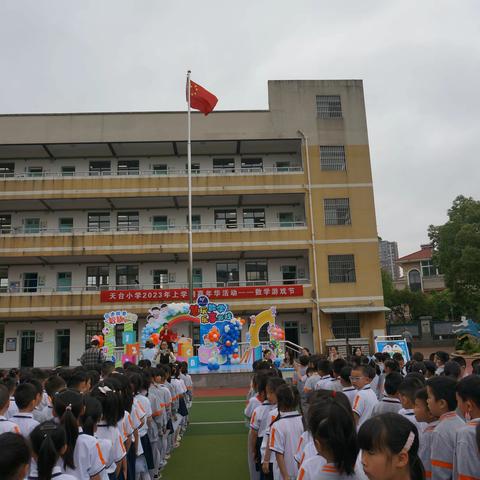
top-left (331, 313), bottom-right (360, 338)
top-left (153, 270), bottom-right (169, 289)
top-left (421, 260), bottom-right (438, 277)
top-left (23, 272), bottom-right (38, 292)
top-left (89, 161), bottom-right (111, 176)
top-left (88, 212), bottom-right (110, 232)
top-left (213, 159), bottom-right (235, 173)
top-left (59, 218), bottom-right (73, 233)
top-left (86, 266), bottom-right (109, 291)
top-left (193, 268), bottom-right (202, 288)
top-left (0, 163), bottom-right (15, 177)
top-left (316, 95), bottom-right (342, 119)
top-left (57, 272), bottom-right (72, 292)
top-left (276, 161), bottom-right (290, 172)
top-left (320, 146), bottom-right (346, 171)
top-left (186, 215), bottom-right (201, 230)
top-left (0, 267), bottom-right (8, 293)
top-left (117, 212), bottom-right (139, 232)
top-left (245, 261), bottom-right (268, 285)
top-left (24, 218), bottom-right (41, 234)
top-left (281, 265), bottom-right (297, 285)
top-left (153, 216), bottom-right (168, 231)
top-left (324, 198), bottom-right (351, 225)
top-left (241, 158), bottom-right (263, 172)
top-left (328, 255), bottom-right (356, 283)
top-left (27, 166), bottom-right (43, 177)
top-left (0, 214), bottom-right (11, 234)
top-left (185, 163), bottom-right (200, 174)
top-left (116, 265), bottom-right (139, 289)
top-left (408, 270), bottom-right (422, 292)
top-left (117, 160), bottom-right (139, 175)
top-left (215, 209), bottom-right (237, 229)
top-left (279, 212), bottom-right (294, 228)
top-left (153, 164), bottom-right (168, 175)
top-left (61, 166), bottom-right (75, 176)
top-left (243, 209), bottom-right (265, 228)
top-left (216, 263), bottom-right (239, 287)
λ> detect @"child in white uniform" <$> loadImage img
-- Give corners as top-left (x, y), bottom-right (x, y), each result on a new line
top-left (0, 431), bottom-right (31, 480)
top-left (397, 376), bottom-right (427, 435)
top-left (350, 365), bottom-right (378, 429)
top-left (12, 383), bottom-right (40, 437)
top-left (0, 384), bottom-right (20, 434)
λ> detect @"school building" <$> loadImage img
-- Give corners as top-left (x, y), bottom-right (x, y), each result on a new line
top-left (0, 79), bottom-right (387, 368)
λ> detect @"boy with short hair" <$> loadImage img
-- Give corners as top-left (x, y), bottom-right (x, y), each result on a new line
top-left (0, 384), bottom-right (20, 434)
top-left (314, 360), bottom-right (333, 390)
top-left (339, 366), bottom-right (356, 406)
top-left (398, 376), bottom-right (426, 432)
top-left (372, 372), bottom-right (403, 415)
top-left (36, 375), bottom-right (66, 423)
top-left (12, 382), bottom-right (40, 437)
top-left (392, 352), bottom-right (406, 375)
top-left (454, 375), bottom-right (480, 480)
top-left (450, 355), bottom-right (467, 378)
top-left (427, 376), bottom-right (465, 480)
top-left (1, 376), bottom-right (18, 419)
top-left (351, 364), bottom-right (378, 428)
top-left (325, 358), bottom-right (346, 392)
top-left (434, 351), bottom-right (450, 375)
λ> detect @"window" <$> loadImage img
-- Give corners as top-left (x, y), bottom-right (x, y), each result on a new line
top-left (88, 212), bottom-right (110, 232)
top-left (331, 313), bottom-right (360, 338)
top-left (245, 261), bottom-right (268, 285)
top-left (85, 320), bottom-right (104, 349)
top-left (328, 255), bottom-right (356, 283)
top-left (186, 215), bottom-right (201, 230)
top-left (324, 198), bottom-right (351, 225)
top-left (117, 212), bottom-right (139, 232)
top-left (153, 164), bottom-right (168, 175)
top-left (114, 323), bottom-right (139, 348)
top-left (57, 272), bottom-right (72, 292)
top-left (279, 212), bottom-right (294, 228)
top-left (24, 218), bottom-right (41, 234)
top-left (241, 158), bottom-right (263, 172)
top-left (27, 166), bottom-right (43, 177)
top-left (421, 260), bottom-right (438, 277)
top-left (59, 218), bottom-right (73, 233)
top-left (153, 270), bottom-right (169, 289)
top-left (117, 160), bottom-right (139, 175)
top-left (408, 270), bottom-right (422, 292)
top-left (276, 161), bottom-right (290, 172)
top-left (23, 272), bottom-right (38, 293)
top-left (320, 146), bottom-right (346, 171)
top-left (216, 263), bottom-right (239, 287)
top-left (0, 163), bottom-right (14, 177)
top-left (86, 266), bottom-right (109, 291)
top-left (281, 265), bottom-right (297, 285)
top-left (116, 265), bottom-right (139, 289)
top-left (316, 95), bottom-right (342, 119)
top-left (0, 324), bottom-right (4, 353)
top-left (184, 163), bottom-right (200, 174)
top-left (0, 214), bottom-right (11, 234)
top-left (61, 166), bottom-right (75, 176)
top-left (243, 209), bottom-right (265, 228)
top-left (152, 216), bottom-right (168, 231)
top-left (215, 209), bottom-right (237, 229)
top-left (89, 161), bottom-right (111, 176)
top-left (0, 267), bottom-right (8, 293)
top-left (193, 268), bottom-right (203, 288)
top-left (213, 158), bottom-right (235, 173)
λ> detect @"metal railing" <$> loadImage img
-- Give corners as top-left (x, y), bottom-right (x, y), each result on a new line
top-left (0, 166), bottom-right (304, 180)
top-left (4, 221), bottom-right (307, 235)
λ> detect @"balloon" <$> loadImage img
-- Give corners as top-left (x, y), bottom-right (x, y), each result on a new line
top-left (150, 333), bottom-right (160, 345)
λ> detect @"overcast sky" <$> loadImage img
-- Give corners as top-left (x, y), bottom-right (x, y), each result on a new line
top-left (0, 1), bottom-right (479, 256)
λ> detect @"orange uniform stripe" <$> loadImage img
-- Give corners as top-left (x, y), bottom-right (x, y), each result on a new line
top-left (425, 470), bottom-right (432, 478)
top-left (270, 427), bottom-right (276, 448)
top-left (298, 468), bottom-right (305, 480)
top-left (458, 475), bottom-right (479, 480)
top-left (431, 460), bottom-right (453, 469)
top-left (296, 437), bottom-right (303, 454)
top-left (353, 395), bottom-right (360, 410)
top-left (96, 443), bottom-right (106, 465)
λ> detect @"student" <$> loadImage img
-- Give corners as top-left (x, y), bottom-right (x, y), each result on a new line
top-left (0, 384), bottom-right (20, 434)
top-left (1, 376), bottom-right (19, 419)
top-left (30, 421), bottom-right (77, 480)
top-left (12, 382), bottom-right (40, 437)
top-left (26, 378), bottom-right (47, 423)
top-left (384, 359), bottom-right (400, 376)
top-left (392, 353), bottom-right (406, 376)
top-left (67, 370), bottom-right (91, 393)
top-left (454, 375), bottom-right (480, 480)
top-left (397, 376), bottom-right (426, 434)
top-left (269, 385), bottom-right (304, 480)
top-left (413, 387), bottom-right (438, 478)
top-left (372, 372), bottom-right (402, 415)
top-left (0, 431), bottom-right (31, 480)
top-left (426, 376), bottom-right (465, 480)
top-left (37, 375), bottom-right (67, 424)
top-left (443, 361), bottom-right (461, 381)
top-left (434, 351), bottom-right (449, 376)
top-left (450, 356), bottom-right (467, 378)
top-left (424, 361), bottom-right (436, 380)
top-left (298, 391), bottom-right (359, 479)
top-left (351, 365), bottom-right (378, 428)
top-left (339, 366), bottom-right (356, 406)
top-left (303, 365), bottom-right (320, 396)
top-left (315, 360), bottom-right (333, 391)
top-left (101, 361), bottom-right (116, 380)
top-left (358, 413), bottom-right (424, 480)
top-left (53, 388), bottom-right (106, 480)
top-left (324, 359), bottom-right (346, 392)
top-left (292, 356), bottom-right (309, 388)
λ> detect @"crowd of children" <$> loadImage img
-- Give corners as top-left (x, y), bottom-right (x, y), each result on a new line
top-left (245, 351), bottom-right (480, 480)
top-left (0, 359), bottom-right (193, 480)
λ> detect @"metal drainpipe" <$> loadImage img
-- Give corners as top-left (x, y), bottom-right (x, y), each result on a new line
top-left (297, 130), bottom-right (323, 353)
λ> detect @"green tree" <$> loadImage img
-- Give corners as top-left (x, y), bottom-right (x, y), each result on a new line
top-left (429, 195), bottom-right (480, 317)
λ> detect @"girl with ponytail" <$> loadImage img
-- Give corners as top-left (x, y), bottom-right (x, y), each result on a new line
top-left (53, 389), bottom-right (106, 480)
top-left (358, 412), bottom-right (425, 480)
top-left (30, 421), bottom-right (76, 480)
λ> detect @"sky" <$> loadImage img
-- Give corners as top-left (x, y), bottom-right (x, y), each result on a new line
top-left (0, 0), bottom-right (479, 256)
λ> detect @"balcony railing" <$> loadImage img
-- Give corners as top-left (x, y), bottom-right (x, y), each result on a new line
top-left (1, 278), bottom-right (310, 294)
top-left (4, 221), bottom-right (307, 236)
top-left (0, 166), bottom-right (304, 180)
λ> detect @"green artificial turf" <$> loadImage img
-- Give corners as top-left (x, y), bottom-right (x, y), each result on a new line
top-left (162, 396), bottom-right (249, 479)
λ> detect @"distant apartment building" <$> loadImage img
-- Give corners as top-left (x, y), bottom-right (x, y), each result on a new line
top-left (378, 238), bottom-right (400, 280)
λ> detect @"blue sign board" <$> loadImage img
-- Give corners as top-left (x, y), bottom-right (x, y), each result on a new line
top-left (374, 339), bottom-right (410, 362)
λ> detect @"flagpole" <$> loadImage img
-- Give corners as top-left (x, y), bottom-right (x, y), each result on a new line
top-left (187, 70), bottom-right (194, 305)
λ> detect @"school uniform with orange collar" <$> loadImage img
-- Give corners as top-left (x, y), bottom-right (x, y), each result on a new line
top-left (95, 423), bottom-right (126, 478)
top-left (27, 463), bottom-right (77, 480)
top-left (269, 411), bottom-right (304, 480)
top-left (352, 385), bottom-right (378, 428)
top-left (419, 420), bottom-right (438, 479)
top-left (453, 417), bottom-right (480, 480)
top-left (11, 412), bottom-right (39, 437)
top-left (294, 431), bottom-right (318, 467)
top-left (341, 387), bottom-right (357, 407)
top-left (0, 415), bottom-right (20, 434)
top-left (314, 375), bottom-right (332, 391)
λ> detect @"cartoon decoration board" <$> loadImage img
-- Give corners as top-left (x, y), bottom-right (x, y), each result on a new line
top-left (374, 337), bottom-right (411, 362)
top-left (102, 311), bottom-right (139, 366)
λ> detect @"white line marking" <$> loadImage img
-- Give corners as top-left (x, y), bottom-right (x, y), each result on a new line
top-left (194, 400), bottom-right (245, 404)
top-left (190, 420), bottom-right (245, 425)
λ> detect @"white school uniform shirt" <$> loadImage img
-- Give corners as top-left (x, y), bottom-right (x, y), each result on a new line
top-left (453, 417), bottom-right (480, 480)
top-left (95, 437), bottom-right (113, 480)
top-left (63, 429), bottom-right (106, 480)
top-left (296, 454), bottom-right (327, 480)
top-left (398, 408), bottom-right (426, 439)
top-left (245, 394), bottom-right (262, 421)
top-left (0, 415), bottom-right (20, 434)
top-left (372, 396), bottom-right (401, 416)
top-left (7, 397), bottom-right (18, 419)
top-left (11, 412), bottom-right (39, 437)
top-left (251, 401), bottom-right (275, 438)
top-left (28, 464), bottom-right (77, 480)
top-left (418, 420), bottom-right (438, 479)
top-left (323, 377), bottom-right (342, 392)
top-left (269, 411), bottom-right (304, 480)
top-left (342, 387), bottom-right (357, 407)
top-left (95, 423), bottom-right (126, 474)
top-left (261, 407), bottom-right (279, 463)
top-left (352, 385), bottom-right (378, 429)
top-left (294, 431), bottom-right (319, 467)
top-left (136, 394), bottom-right (152, 437)
top-left (315, 375), bottom-right (333, 391)
top-left (303, 374), bottom-right (320, 393)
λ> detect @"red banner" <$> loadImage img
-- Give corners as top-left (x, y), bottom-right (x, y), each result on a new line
top-left (100, 285), bottom-right (304, 303)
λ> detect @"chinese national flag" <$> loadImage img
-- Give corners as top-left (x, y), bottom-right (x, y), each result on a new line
top-left (188, 80), bottom-right (218, 115)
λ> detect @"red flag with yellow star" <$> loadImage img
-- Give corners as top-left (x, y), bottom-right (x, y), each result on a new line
top-left (188, 80), bottom-right (218, 115)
